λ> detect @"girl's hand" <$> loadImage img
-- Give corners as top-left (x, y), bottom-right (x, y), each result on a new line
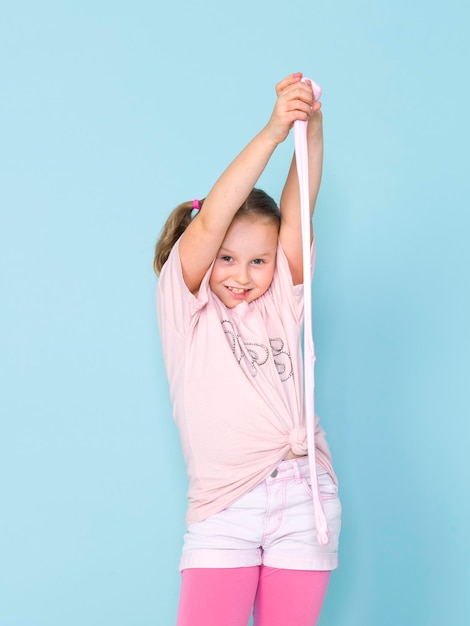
top-left (264, 72), bottom-right (322, 145)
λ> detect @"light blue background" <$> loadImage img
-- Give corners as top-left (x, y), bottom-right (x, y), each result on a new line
top-left (1, 1), bottom-right (469, 624)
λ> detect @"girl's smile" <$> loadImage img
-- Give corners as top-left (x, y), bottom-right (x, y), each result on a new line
top-left (209, 217), bottom-right (279, 308)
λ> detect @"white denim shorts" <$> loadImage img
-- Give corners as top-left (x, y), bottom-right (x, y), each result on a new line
top-left (180, 457), bottom-right (341, 572)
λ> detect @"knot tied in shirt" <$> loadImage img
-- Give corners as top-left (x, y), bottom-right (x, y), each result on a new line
top-left (288, 426), bottom-right (308, 455)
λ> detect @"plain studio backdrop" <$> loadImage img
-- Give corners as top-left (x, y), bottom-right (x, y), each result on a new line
top-left (1, 1), bottom-right (469, 624)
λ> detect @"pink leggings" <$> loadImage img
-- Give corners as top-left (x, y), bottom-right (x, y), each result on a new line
top-left (176, 566), bottom-right (330, 626)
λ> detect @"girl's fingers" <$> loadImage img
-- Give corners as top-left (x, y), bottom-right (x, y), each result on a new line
top-left (280, 85), bottom-right (315, 117)
top-left (267, 74), bottom-right (321, 142)
top-left (276, 73), bottom-right (321, 105)
top-left (285, 98), bottom-right (313, 116)
top-left (275, 72), bottom-right (303, 96)
top-left (283, 82), bottom-right (315, 105)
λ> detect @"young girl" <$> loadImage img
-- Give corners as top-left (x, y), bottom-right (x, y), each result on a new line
top-left (155, 73), bottom-right (341, 626)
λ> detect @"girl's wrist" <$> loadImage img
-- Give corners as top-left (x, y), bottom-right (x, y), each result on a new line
top-left (307, 112), bottom-right (323, 140)
top-left (258, 125), bottom-right (285, 150)
top-left (307, 109), bottom-right (323, 128)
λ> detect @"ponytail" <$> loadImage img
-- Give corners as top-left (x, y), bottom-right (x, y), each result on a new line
top-left (153, 199), bottom-right (203, 275)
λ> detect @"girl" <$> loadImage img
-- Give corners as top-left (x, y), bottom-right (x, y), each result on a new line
top-left (155, 73), bottom-right (341, 626)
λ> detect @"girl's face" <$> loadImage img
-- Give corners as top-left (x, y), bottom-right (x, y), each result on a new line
top-left (209, 216), bottom-right (278, 308)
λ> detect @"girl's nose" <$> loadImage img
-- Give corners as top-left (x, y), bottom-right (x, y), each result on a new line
top-left (234, 265), bottom-right (250, 284)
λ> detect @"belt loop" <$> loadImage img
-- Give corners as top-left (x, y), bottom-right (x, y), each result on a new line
top-left (293, 460), bottom-right (302, 483)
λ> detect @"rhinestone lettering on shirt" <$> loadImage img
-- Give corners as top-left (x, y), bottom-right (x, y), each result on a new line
top-left (221, 320), bottom-right (293, 381)
top-left (221, 319), bottom-right (245, 364)
top-left (270, 338), bottom-right (294, 382)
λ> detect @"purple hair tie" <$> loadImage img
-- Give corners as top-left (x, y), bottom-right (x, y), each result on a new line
top-left (192, 199), bottom-right (200, 211)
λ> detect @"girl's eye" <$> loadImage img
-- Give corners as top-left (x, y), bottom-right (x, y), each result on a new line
top-left (221, 255), bottom-right (233, 262)
top-left (252, 259), bottom-right (264, 265)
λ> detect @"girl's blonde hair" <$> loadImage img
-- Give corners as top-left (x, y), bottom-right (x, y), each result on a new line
top-left (154, 188), bottom-right (280, 275)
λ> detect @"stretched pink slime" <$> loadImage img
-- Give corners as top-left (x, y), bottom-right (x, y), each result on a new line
top-left (293, 78), bottom-right (329, 546)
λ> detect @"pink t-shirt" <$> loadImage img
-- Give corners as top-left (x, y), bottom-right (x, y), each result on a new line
top-left (157, 237), bottom-right (336, 526)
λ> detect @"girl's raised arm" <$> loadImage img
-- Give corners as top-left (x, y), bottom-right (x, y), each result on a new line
top-left (279, 89), bottom-right (323, 286)
top-left (179, 73), bottom-right (314, 294)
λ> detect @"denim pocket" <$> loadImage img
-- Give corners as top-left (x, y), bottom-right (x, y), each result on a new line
top-left (303, 468), bottom-right (339, 501)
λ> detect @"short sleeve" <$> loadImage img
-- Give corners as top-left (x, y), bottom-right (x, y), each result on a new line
top-left (156, 238), bottom-right (213, 336)
top-left (269, 237), bottom-right (316, 321)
